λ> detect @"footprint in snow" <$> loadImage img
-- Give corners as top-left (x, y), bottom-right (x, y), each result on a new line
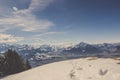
top-left (99, 69), bottom-right (108, 76)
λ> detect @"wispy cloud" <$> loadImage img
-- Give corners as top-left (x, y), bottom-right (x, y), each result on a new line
top-left (29, 0), bottom-right (54, 12)
top-left (0, 14), bottom-right (54, 32)
top-left (0, 34), bottom-right (24, 43)
top-left (52, 42), bottom-right (76, 48)
top-left (0, 0), bottom-right (55, 32)
top-left (34, 32), bottom-right (65, 37)
top-left (12, 0), bottom-right (54, 15)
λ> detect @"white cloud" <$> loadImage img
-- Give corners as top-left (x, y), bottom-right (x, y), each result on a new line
top-left (13, 7), bottom-right (18, 11)
top-left (0, 34), bottom-right (24, 43)
top-left (0, 0), bottom-right (55, 32)
top-left (0, 14), bottom-right (54, 32)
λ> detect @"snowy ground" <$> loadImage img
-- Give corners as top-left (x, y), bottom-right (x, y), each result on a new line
top-left (2, 57), bottom-right (120, 80)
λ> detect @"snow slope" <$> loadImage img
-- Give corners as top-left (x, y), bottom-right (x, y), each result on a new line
top-left (2, 58), bottom-right (120, 80)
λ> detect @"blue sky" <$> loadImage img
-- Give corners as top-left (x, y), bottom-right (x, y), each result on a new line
top-left (0, 0), bottom-right (120, 45)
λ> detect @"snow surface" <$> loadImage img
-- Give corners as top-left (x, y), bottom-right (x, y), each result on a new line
top-left (2, 57), bottom-right (120, 80)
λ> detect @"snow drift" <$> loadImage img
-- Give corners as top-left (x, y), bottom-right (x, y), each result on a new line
top-left (2, 57), bottom-right (120, 80)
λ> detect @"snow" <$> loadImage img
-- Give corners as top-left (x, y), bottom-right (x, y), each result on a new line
top-left (2, 58), bottom-right (120, 80)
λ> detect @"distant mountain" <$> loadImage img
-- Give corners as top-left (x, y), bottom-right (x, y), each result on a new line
top-left (0, 42), bottom-right (120, 67)
top-left (63, 42), bottom-right (101, 54)
top-left (0, 43), bottom-right (62, 55)
top-left (62, 42), bottom-right (120, 56)
top-left (0, 44), bottom-right (63, 67)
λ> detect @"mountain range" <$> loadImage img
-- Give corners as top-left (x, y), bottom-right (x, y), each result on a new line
top-left (0, 42), bottom-right (120, 67)
top-left (63, 42), bottom-right (120, 55)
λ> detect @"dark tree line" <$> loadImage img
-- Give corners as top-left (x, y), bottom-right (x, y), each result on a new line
top-left (0, 49), bottom-right (31, 77)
